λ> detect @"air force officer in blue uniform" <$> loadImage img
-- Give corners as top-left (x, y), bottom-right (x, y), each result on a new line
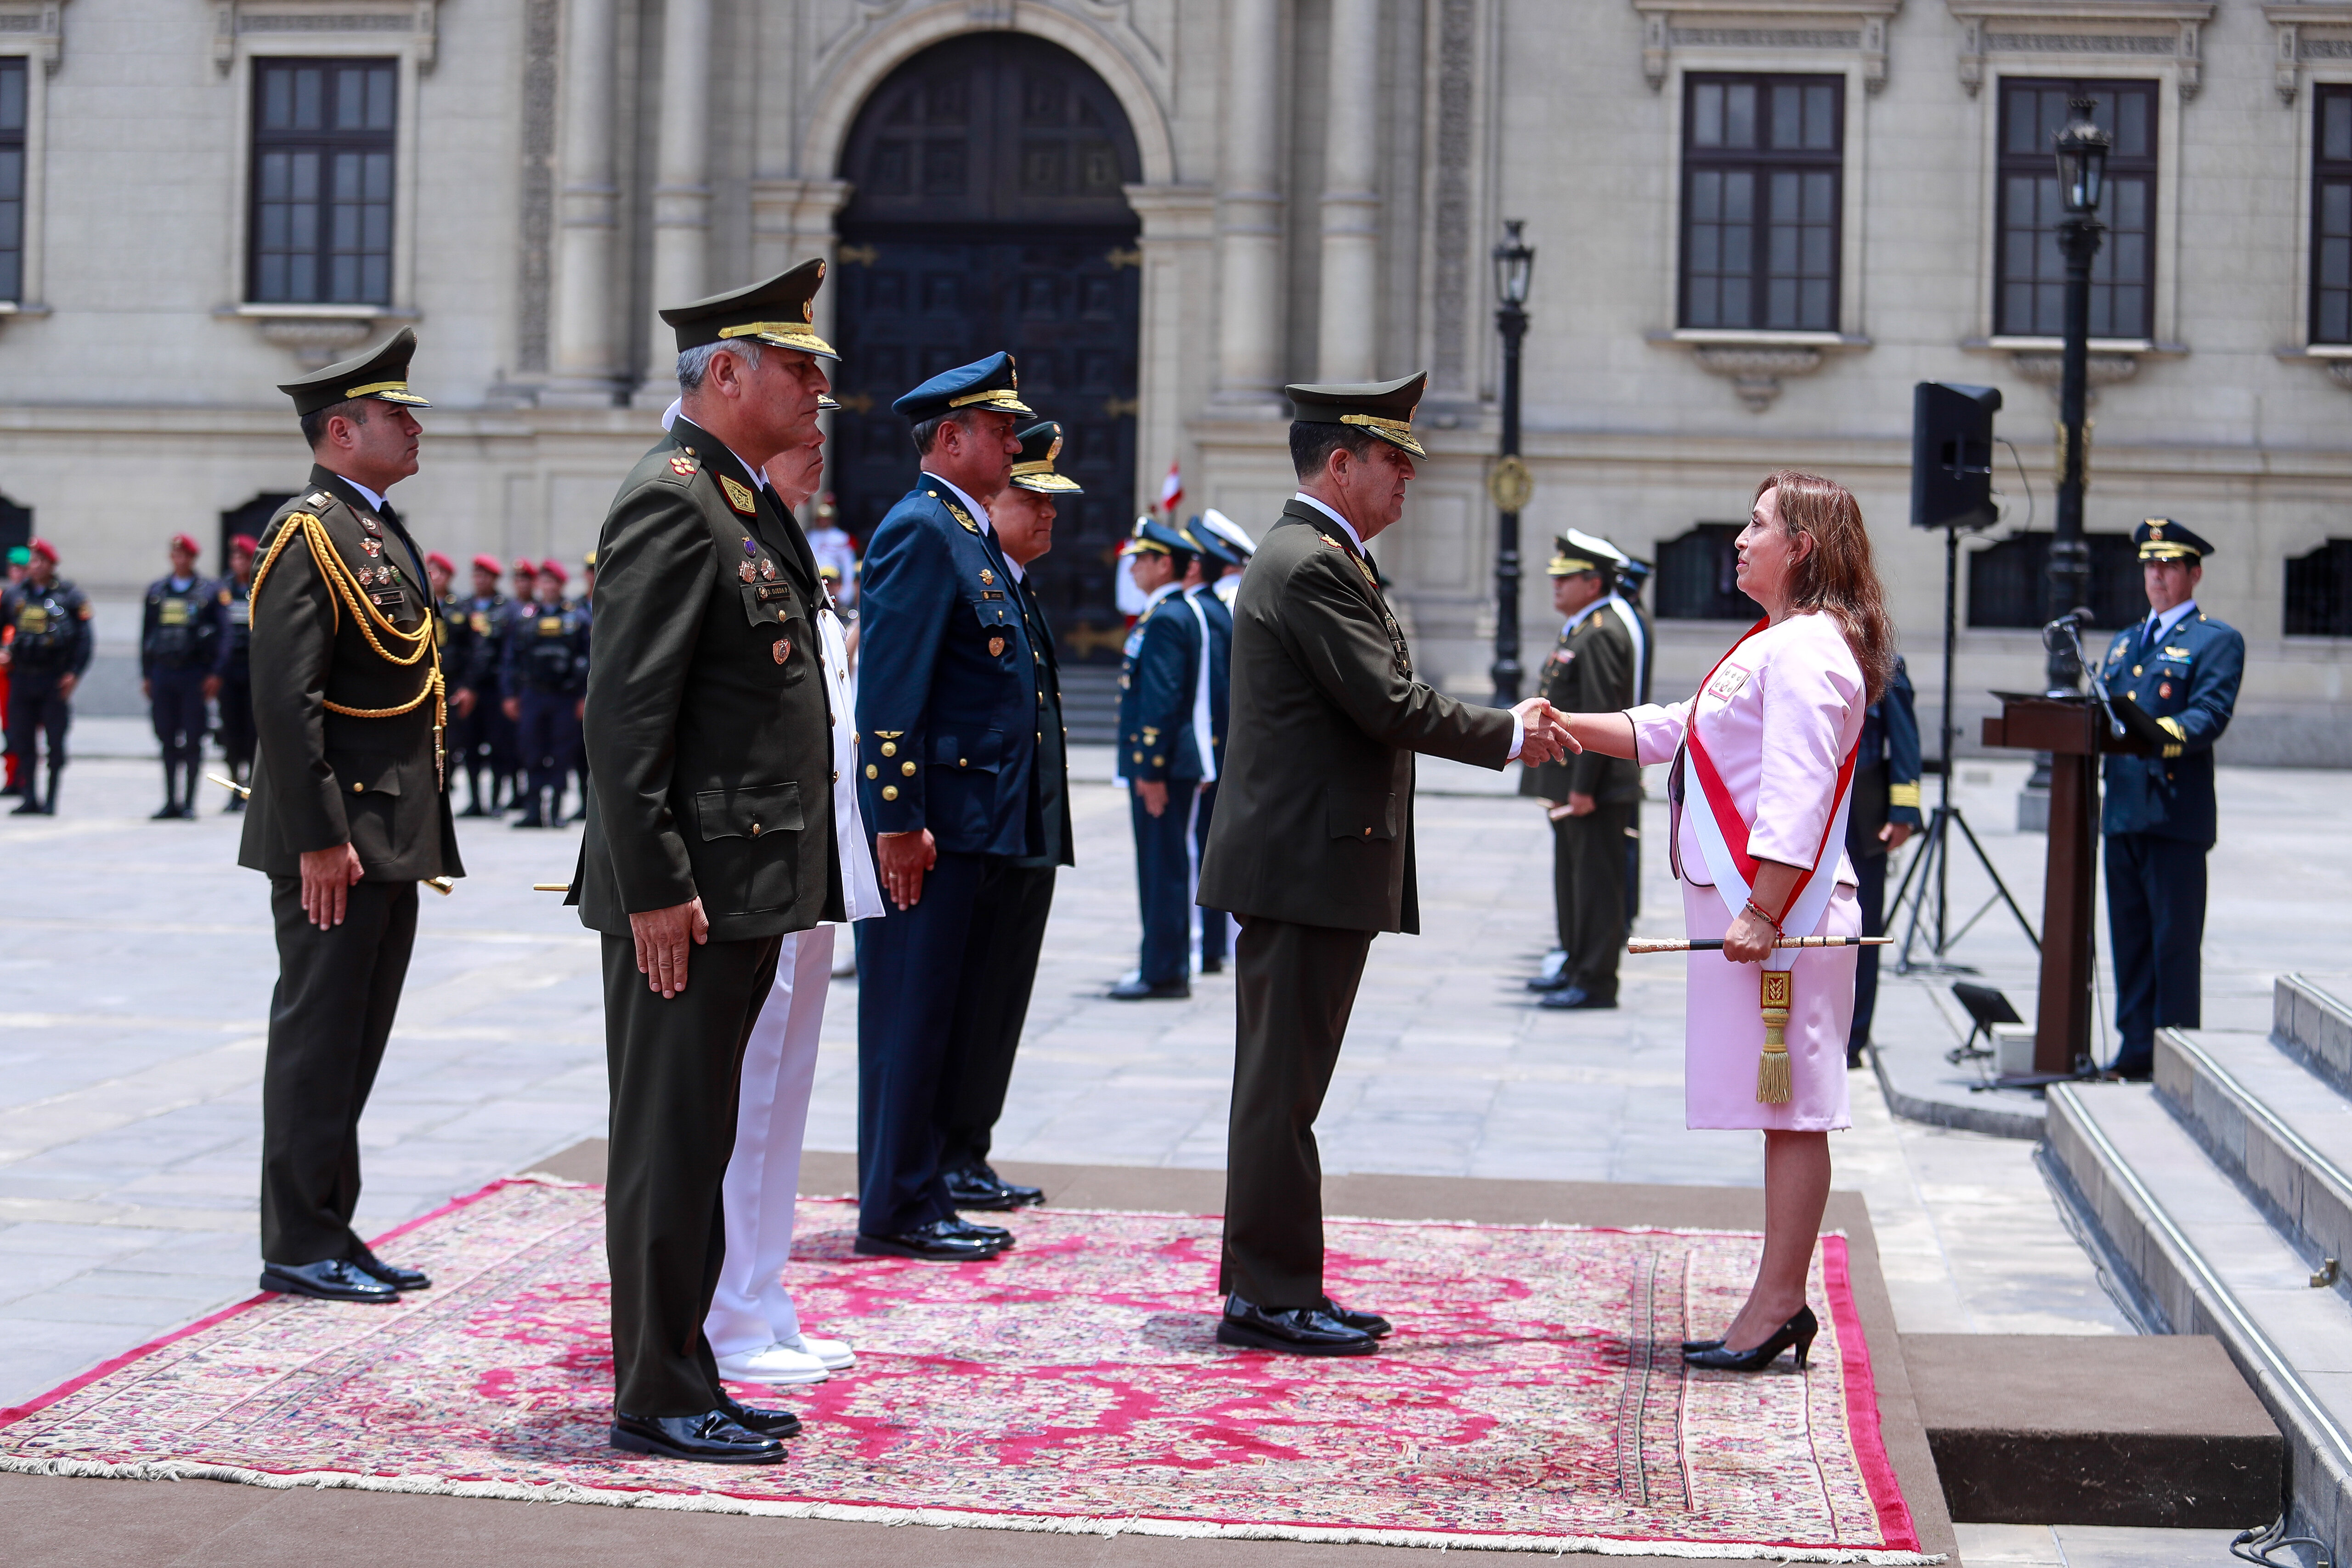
top-left (854, 353), bottom-right (1040, 1260)
top-left (1111, 517), bottom-right (1212, 1000)
top-left (2097, 519), bottom-right (2244, 1080)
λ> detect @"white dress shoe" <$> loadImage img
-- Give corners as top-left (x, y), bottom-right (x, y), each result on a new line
top-left (782, 1330), bottom-right (854, 1370)
top-left (713, 1341), bottom-right (830, 1386)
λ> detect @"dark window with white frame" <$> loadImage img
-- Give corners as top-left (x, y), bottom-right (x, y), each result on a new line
top-left (1996, 79), bottom-right (2157, 340)
top-left (1679, 74), bottom-right (1844, 332)
top-left (0, 58), bottom-right (26, 303)
top-left (249, 58), bottom-right (397, 306)
top-left (2315, 85), bottom-right (2352, 345)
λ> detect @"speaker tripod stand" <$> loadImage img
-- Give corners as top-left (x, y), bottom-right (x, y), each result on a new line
top-left (1890, 517), bottom-right (2038, 978)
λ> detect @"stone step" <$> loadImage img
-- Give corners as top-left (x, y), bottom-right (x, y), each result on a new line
top-left (1057, 662), bottom-right (1122, 745)
top-left (2046, 1080), bottom-right (2352, 1563)
top-left (2157, 1024), bottom-right (2352, 1297)
top-left (2278, 973), bottom-right (2352, 1099)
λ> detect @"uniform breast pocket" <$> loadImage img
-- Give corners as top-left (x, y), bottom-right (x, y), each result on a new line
top-left (741, 585), bottom-right (810, 684)
top-left (692, 781), bottom-right (804, 914)
top-left (972, 597), bottom-right (1017, 658)
top-left (1323, 786), bottom-right (1398, 843)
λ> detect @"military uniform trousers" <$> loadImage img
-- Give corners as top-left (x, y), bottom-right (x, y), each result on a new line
top-left (6, 671), bottom-right (73, 786)
top-left (516, 691), bottom-right (581, 810)
top-left (1193, 782), bottom-right (1230, 968)
top-left (444, 690), bottom-right (493, 805)
top-left (705, 926), bottom-right (833, 1360)
top-left (857, 851), bottom-right (1011, 1236)
top-left (1560, 801), bottom-right (1637, 1003)
top-left (939, 860), bottom-right (1057, 1174)
top-left (260, 877), bottom-right (418, 1265)
top-left (602, 930), bottom-right (782, 1416)
top-left (218, 667), bottom-right (256, 780)
top-left (2106, 831), bottom-right (2207, 1069)
top-left (1221, 916), bottom-right (1376, 1309)
top-left (150, 667), bottom-right (210, 779)
top-left (1849, 847), bottom-right (1891, 1053)
top-left (1132, 788), bottom-right (1198, 987)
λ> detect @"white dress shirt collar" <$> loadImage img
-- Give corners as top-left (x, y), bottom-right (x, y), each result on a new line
top-left (1561, 597), bottom-right (1608, 637)
top-left (342, 477), bottom-right (389, 514)
top-left (2146, 599), bottom-right (2197, 643)
top-left (1139, 580), bottom-right (1181, 614)
top-left (1291, 491), bottom-right (1364, 554)
top-left (659, 398), bottom-right (768, 492)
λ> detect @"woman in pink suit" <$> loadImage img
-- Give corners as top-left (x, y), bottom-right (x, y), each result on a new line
top-left (1558, 470), bottom-right (1894, 1373)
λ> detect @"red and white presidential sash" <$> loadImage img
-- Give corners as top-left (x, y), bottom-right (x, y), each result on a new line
top-left (1670, 619), bottom-right (1858, 973)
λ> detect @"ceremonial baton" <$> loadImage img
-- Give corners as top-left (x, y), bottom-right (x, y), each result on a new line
top-left (1625, 936), bottom-right (1892, 954)
top-left (206, 772), bottom-right (455, 896)
top-left (534, 883), bottom-right (571, 893)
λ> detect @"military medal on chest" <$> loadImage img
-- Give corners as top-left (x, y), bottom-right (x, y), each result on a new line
top-left (773, 637), bottom-right (791, 664)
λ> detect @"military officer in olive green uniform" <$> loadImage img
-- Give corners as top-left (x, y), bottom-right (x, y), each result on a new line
top-left (569, 262), bottom-right (843, 1466)
top-left (1521, 532), bottom-right (1641, 1012)
top-left (1195, 374), bottom-right (1568, 1356)
top-left (241, 329), bottom-right (461, 1306)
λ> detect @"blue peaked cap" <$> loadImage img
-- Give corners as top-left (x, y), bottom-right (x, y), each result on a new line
top-left (891, 351), bottom-right (1035, 421)
top-left (1123, 516), bottom-right (1198, 558)
top-left (1184, 517), bottom-right (1240, 570)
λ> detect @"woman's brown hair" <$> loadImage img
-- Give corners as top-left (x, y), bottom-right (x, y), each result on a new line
top-left (1753, 469), bottom-right (1896, 702)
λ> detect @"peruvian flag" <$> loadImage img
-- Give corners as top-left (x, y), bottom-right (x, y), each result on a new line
top-left (1158, 459), bottom-right (1183, 516)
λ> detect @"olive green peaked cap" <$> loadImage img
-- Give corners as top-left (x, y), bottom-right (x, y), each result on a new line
top-left (1284, 371), bottom-right (1429, 459)
top-left (660, 259), bottom-right (839, 359)
top-left (277, 328), bottom-right (433, 419)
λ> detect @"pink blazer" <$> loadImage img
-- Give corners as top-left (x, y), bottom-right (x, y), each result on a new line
top-left (1628, 612), bottom-right (1866, 890)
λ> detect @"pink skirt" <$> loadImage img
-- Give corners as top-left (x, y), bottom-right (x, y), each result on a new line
top-left (1679, 879), bottom-right (1858, 1131)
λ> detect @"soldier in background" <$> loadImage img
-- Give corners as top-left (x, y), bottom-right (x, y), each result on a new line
top-left (1, 539), bottom-right (92, 816)
top-left (430, 552), bottom-right (475, 806)
top-left (141, 532), bottom-right (222, 820)
top-left (503, 557), bottom-right (590, 829)
top-left (1520, 533), bottom-right (1640, 1012)
top-left (2097, 519), bottom-right (2244, 1081)
top-left (804, 495), bottom-right (859, 610)
top-left (448, 555), bottom-right (507, 816)
top-left (498, 558), bottom-right (540, 809)
top-left (1111, 517), bottom-right (1210, 1001)
top-left (3, 545), bottom-right (28, 799)
top-left (1187, 523), bottom-right (1238, 975)
top-left (938, 419), bottom-right (1078, 1211)
top-left (1609, 555), bottom-right (1654, 927)
top-left (1197, 509), bottom-right (1255, 607)
top-left (1845, 656), bottom-right (1921, 1065)
top-left (213, 534), bottom-right (260, 812)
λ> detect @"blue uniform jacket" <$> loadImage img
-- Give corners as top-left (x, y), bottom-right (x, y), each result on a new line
top-left (1118, 586), bottom-right (1208, 785)
top-left (1189, 583), bottom-right (1233, 766)
top-left (1858, 655), bottom-right (1924, 827)
top-left (2098, 606), bottom-right (2243, 848)
top-left (854, 477), bottom-right (1040, 856)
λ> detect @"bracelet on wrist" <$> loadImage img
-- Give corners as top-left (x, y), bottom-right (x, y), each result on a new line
top-left (1743, 898), bottom-right (1786, 937)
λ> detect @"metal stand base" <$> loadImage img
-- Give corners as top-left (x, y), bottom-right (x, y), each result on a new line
top-left (1890, 802), bottom-right (2039, 977)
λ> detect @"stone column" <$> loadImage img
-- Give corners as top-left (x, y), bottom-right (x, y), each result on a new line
top-left (1317, 0), bottom-right (1382, 383)
top-left (546, 0), bottom-right (621, 405)
top-left (1211, 0), bottom-right (1285, 413)
top-left (637, 0), bottom-right (713, 405)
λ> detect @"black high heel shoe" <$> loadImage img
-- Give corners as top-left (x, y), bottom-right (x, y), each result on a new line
top-left (1681, 1306), bottom-right (1817, 1372)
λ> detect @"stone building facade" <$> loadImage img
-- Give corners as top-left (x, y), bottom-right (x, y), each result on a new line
top-left (0, 0), bottom-right (2347, 757)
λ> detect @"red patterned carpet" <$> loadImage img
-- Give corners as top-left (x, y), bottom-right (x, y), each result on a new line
top-left (0, 1178), bottom-right (1930, 1563)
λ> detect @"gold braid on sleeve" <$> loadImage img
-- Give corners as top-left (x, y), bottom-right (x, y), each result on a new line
top-left (251, 512), bottom-right (448, 785)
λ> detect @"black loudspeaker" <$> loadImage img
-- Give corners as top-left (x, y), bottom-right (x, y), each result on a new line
top-left (1910, 381), bottom-right (2002, 532)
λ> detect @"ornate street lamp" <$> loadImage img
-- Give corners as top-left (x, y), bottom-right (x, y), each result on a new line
top-left (1489, 220), bottom-right (1536, 704)
top-left (2045, 96), bottom-right (2110, 695)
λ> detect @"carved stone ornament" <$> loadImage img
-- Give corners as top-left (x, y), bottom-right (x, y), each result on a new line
top-left (2262, 3), bottom-right (2352, 105)
top-left (2330, 361), bottom-right (2352, 394)
top-left (251, 315), bottom-right (378, 368)
top-left (211, 0), bottom-right (441, 76)
top-left (0, 2), bottom-right (66, 73)
top-left (2008, 350), bottom-right (2141, 405)
top-left (1946, 0), bottom-right (2215, 100)
top-left (1487, 454), bottom-right (1536, 513)
top-left (1691, 345), bottom-right (1825, 411)
top-left (1633, 0), bottom-right (1902, 95)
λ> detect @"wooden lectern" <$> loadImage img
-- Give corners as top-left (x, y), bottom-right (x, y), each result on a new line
top-left (1980, 696), bottom-right (2156, 1075)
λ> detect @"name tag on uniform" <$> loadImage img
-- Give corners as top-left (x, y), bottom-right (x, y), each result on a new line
top-left (1705, 662), bottom-right (1751, 700)
top-left (230, 600), bottom-right (250, 625)
top-left (370, 590), bottom-right (406, 613)
top-left (539, 616), bottom-right (563, 634)
top-left (18, 607), bottom-right (47, 634)
top-left (160, 599), bottom-right (190, 626)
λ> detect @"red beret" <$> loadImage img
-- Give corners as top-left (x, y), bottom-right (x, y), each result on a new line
top-left (538, 559), bottom-right (569, 584)
top-left (471, 553), bottom-right (503, 575)
top-left (28, 538), bottom-right (57, 563)
top-left (425, 551), bottom-right (455, 572)
top-left (512, 558), bottom-right (538, 576)
top-left (230, 534), bottom-right (260, 555)
top-left (170, 532), bottom-right (201, 555)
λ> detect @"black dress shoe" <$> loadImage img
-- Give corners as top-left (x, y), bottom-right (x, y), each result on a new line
top-left (610, 1409), bottom-right (785, 1465)
top-left (1320, 1295), bottom-right (1392, 1337)
top-left (717, 1394), bottom-right (803, 1440)
top-left (1525, 969), bottom-right (1576, 992)
top-left (350, 1249), bottom-right (431, 1291)
top-left (1683, 1306), bottom-right (1817, 1372)
top-left (511, 812), bottom-right (545, 829)
top-left (1199, 956), bottom-right (1224, 975)
top-left (224, 794), bottom-right (247, 814)
top-left (946, 1163), bottom-right (1045, 1211)
top-left (2108, 1052), bottom-right (2154, 1082)
top-left (1108, 976), bottom-right (1190, 1001)
top-left (942, 1214), bottom-right (1015, 1250)
top-left (458, 801), bottom-right (489, 818)
top-left (854, 1219), bottom-right (1005, 1261)
top-left (151, 803), bottom-right (183, 821)
top-left (1216, 1293), bottom-right (1378, 1356)
top-left (260, 1258), bottom-right (400, 1303)
top-left (1538, 985), bottom-right (1617, 1011)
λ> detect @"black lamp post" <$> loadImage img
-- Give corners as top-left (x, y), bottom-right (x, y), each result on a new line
top-left (1489, 220), bottom-right (1535, 704)
top-left (2046, 96), bottom-right (2109, 695)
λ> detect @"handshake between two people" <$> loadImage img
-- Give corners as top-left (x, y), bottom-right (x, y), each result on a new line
top-left (1509, 698), bottom-right (1581, 769)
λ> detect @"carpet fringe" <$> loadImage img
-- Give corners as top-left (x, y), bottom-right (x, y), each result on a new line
top-left (0, 1454), bottom-right (1939, 1564)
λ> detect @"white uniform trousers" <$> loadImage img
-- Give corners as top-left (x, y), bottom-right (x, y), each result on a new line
top-left (703, 924), bottom-right (833, 1358)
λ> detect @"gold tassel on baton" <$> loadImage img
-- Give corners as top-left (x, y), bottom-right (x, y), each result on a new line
top-left (205, 773), bottom-right (454, 896)
top-left (1623, 936), bottom-right (1892, 1107)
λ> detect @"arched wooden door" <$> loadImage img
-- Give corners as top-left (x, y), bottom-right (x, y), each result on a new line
top-left (831, 33), bottom-right (1142, 662)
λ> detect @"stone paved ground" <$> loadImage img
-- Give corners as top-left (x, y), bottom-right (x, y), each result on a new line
top-left (8, 722), bottom-right (2339, 1411)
